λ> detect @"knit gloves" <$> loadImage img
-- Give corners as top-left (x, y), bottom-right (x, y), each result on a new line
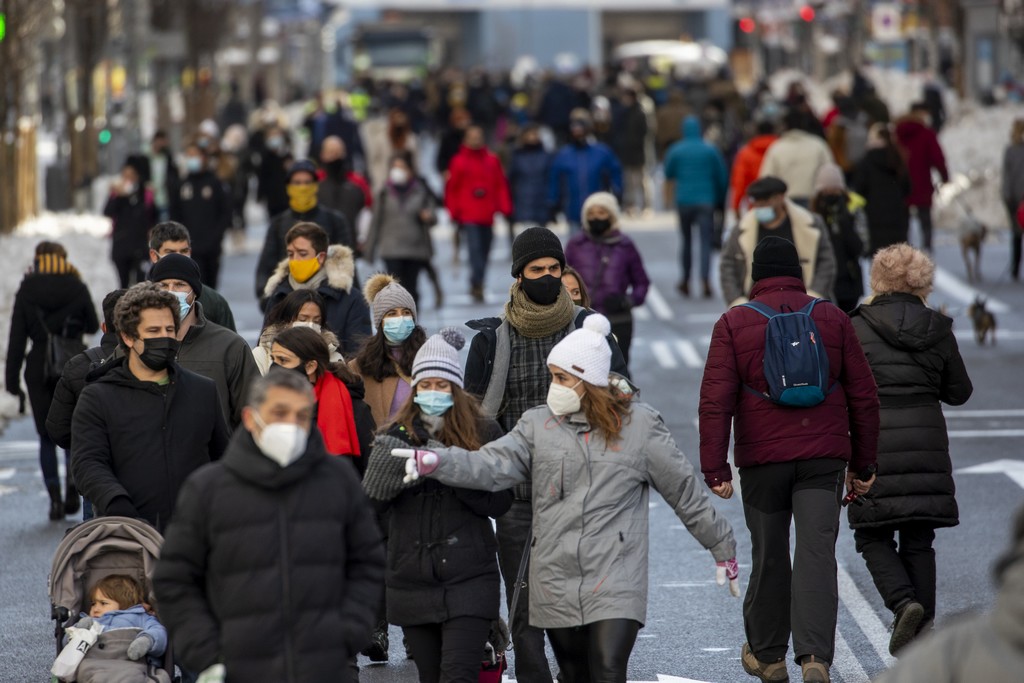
top-left (391, 447), bottom-right (439, 484)
top-left (716, 558), bottom-right (741, 597)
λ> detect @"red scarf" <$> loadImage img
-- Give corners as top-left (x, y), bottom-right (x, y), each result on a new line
top-left (313, 372), bottom-right (361, 457)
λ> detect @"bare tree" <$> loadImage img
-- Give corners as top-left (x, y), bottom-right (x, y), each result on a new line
top-left (181, 0), bottom-right (234, 130)
top-left (64, 0), bottom-right (109, 190)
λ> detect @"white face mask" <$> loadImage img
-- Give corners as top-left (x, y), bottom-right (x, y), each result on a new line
top-left (547, 380), bottom-right (582, 416)
top-left (291, 320), bottom-right (322, 334)
top-left (389, 167), bottom-right (410, 185)
top-left (251, 413), bottom-right (308, 467)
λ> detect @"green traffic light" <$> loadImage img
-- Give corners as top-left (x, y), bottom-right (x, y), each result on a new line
top-left (98, 129), bottom-right (112, 145)
top-left (0, 14), bottom-right (7, 42)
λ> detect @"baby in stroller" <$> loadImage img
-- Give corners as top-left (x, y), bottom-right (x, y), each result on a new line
top-left (76, 575), bottom-right (167, 661)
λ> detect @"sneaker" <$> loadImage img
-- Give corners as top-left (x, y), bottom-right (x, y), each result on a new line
top-left (361, 628), bottom-right (389, 662)
top-left (799, 656), bottom-right (830, 682)
top-left (889, 600), bottom-right (925, 655)
top-left (741, 643), bottom-right (789, 682)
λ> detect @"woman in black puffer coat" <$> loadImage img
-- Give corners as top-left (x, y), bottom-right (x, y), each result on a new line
top-left (849, 244), bottom-right (973, 656)
top-left (5, 242), bottom-right (99, 520)
top-left (365, 328), bottom-right (512, 683)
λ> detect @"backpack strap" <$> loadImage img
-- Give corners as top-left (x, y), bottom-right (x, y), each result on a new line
top-left (739, 301), bottom-right (779, 318)
top-left (83, 346), bottom-right (107, 368)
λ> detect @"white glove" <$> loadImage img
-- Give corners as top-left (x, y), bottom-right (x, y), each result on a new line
top-left (197, 663), bottom-right (226, 683)
top-left (715, 558), bottom-right (742, 597)
top-left (391, 447), bottom-right (439, 484)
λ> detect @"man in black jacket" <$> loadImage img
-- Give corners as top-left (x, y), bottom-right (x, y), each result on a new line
top-left (463, 226), bottom-right (628, 683)
top-left (71, 283), bottom-right (230, 532)
top-left (169, 142), bottom-right (232, 288)
top-left (153, 369), bottom-right (385, 683)
top-left (255, 160), bottom-right (354, 300)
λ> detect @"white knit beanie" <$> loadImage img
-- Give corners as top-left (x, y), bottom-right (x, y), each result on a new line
top-left (363, 273), bottom-right (417, 329)
top-left (581, 192), bottom-right (621, 234)
top-left (412, 327), bottom-right (465, 388)
top-left (546, 313), bottom-right (612, 387)
top-left (813, 162), bottom-right (846, 193)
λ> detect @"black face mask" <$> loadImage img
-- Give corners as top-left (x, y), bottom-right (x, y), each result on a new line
top-left (324, 159), bottom-right (349, 178)
top-left (271, 362), bottom-right (310, 380)
top-left (135, 337), bottom-right (179, 372)
top-left (588, 218), bottom-right (613, 235)
top-left (520, 274), bottom-right (564, 306)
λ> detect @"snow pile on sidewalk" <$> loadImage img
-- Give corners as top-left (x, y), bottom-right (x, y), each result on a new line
top-left (0, 213), bottom-right (118, 429)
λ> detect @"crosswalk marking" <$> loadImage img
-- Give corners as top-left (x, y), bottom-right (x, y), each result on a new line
top-left (646, 285), bottom-right (674, 321)
top-left (674, 340), bottom-right (704, 369)
top-left (650, 341), bottom-right (678, 369)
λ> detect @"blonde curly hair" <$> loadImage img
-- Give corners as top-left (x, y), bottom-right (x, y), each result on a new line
top-left (870, 243), bottom-right (934, 298)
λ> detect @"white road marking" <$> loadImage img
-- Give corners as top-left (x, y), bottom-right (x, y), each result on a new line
top-left (833, 629), bottom-right (871, 683)
top-left (0, 441), bottom-right (42, 452)
top-left (646, 285), bottom-right (674, 321)
top-left (837, 564), bottom-right (896, 669)
top-left (948, 429), bottom-right (1024, 438)
top-left (0, 484), bottom-right (17, 496)
top-left (634, 306), bottom-right (652, 321)
top-left (660, 582), bottom-right (713, 588)
top-left (945, 409), bottom-right (1024, 418)
top-left (651, 341), bottom-right (678, 369)
top-left (700, 648), bottom-right (731, 652)
top-left (934, 267), bottom-right (1009, 313)
top-left (655, 676), bottom-right (713, 683)
top-left (675, 340), bottom-right (705, 369)
top-left (958, 459), bottom-right (1024, 489)
top-left (0, 468), bottom-right (15, 480)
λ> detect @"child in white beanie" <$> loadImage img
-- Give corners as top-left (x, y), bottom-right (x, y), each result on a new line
top-left (392, 313), bottom-right (739, 683)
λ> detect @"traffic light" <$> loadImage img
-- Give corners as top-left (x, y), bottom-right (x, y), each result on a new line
top-left (799, 5), bottom-right (815, 22)
top-left (739, 17), bottom-right (756, 34)
top-left (0, 13), bottom-right (7, 42)
top-left (98, 129), bottom-right (112, 145)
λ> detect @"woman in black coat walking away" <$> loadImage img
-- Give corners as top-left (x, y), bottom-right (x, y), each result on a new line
top-left (851, 123), bottom-right (911, 253)
top-left (811, 163), bottom-right (864, 312)
top-left (849, 244), bottom-right (972, 656)
top-left (364, 328), bottom-right (512, 683)
top-left (104, 156), bottom-right (157, 287)
top-left (5, 242), bottom-right (99, 519)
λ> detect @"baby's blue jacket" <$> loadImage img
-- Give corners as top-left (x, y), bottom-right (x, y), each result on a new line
top-left (79, 605), bottom-right (168, 657)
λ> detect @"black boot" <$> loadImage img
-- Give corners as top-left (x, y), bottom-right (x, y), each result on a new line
top-left (64, 480), bottom-right (81, 516)
top-left (46, 483), bottom-right (64, 521)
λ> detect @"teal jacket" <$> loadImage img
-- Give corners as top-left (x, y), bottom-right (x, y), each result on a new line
top-left (663, 116), bottom-right (728, 207)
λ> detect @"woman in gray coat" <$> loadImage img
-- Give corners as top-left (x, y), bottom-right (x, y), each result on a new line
top-left (394, 314), bottom-right (738, 683)
top-left (1001, 118), bottom-right (1024, 280)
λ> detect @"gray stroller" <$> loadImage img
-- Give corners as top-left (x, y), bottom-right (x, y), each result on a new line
top-left (48, 516), bottom-right (175, 682)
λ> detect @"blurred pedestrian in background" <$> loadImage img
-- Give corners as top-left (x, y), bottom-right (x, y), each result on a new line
top-left (169, 141), bottom-right (232, 288)
top-left (758, 109), bottom-right (835, 208)
top-left (548, 109), bottom-right (622, 234)
top-left (894, 104), bottom-right (948, 252)
top-left (508, 123), bottom-right (553, 240)
top-left (1001, 118), bottom-right (1024, 280)
top-left (851, 123), bottom-right (911, 254)
top-left (811, 163), bottom-right (864, 313)
top-left (105, 156), bottom-right (157, 288)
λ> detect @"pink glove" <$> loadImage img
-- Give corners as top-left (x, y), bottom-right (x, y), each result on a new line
top-left (390, 448), bottom-right (439, 483)
top-left (716, 558), bottom-right (741, 597)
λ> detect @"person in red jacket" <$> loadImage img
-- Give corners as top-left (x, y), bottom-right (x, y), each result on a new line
top-left (445, 125), bottom-right (513, 302)
top-left (698, 236), bottom-right (880, 683)
top-left (894, 104), bottom-right (949, 252)
top-left (729, 120), bottom-right (778, 214)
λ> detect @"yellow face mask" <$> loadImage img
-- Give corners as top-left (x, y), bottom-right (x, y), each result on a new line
top-left (288, 256), bottom-right (321, 283)
top-left (287, 183), bottom-right (318, 213)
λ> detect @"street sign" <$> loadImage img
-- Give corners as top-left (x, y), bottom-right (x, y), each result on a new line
top-left (872, 3), bottom-right (902, 43)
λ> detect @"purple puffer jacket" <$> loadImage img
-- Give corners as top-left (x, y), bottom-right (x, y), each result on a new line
top-left (565, 231), bottom-right (650, 317)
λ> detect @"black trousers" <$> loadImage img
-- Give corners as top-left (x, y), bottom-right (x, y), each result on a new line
top-left (546, 619), bottom-right (639, 683)
top-left (915, 206), bottom-right (934, 252)
top-left (740, 459), bottom-right (845, 664)
top-left (113, 257), bottom-right (145, 288)
top-left (403, 616), bottom-right (492, 683)
top-left (854, 523), bottom-right (937, 622)
top-left (1006, 199), bottom-right (1022, 279)
top-left (495, 500), bottom-right (552, 683)
top-left (193, 252), bottom-right (222, 289)
top-left (610, 317), bottom-right (633, 367)
top-left (384, 258), bottom-right (424, 306)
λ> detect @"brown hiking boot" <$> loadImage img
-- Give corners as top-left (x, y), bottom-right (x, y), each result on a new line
top-left (800, 656), bottom-right (830, 683)
top-left (741, 643), bottom-right (789, 682)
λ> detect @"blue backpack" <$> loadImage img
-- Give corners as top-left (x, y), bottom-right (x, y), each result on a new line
top-left (741, 299), bottom-right (831, 407)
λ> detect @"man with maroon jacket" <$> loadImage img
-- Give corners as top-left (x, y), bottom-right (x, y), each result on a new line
top-left (698, 236), bottom-right (879, 683)
top-left (445, 125), bottom-right (513, 302)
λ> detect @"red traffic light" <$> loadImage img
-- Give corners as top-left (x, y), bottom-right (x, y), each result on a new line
top-left (799, 5), bottom-right (815, 21)
top-left (739, 17), bottom-right (756, 34)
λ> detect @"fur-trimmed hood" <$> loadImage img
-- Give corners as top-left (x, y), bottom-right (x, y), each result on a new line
top-left (257, 322), bottom-right (342, 352)
top-left (264, 245), bottom-right (356, 298)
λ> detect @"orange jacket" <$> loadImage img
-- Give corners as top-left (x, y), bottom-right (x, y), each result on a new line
top-left (729, 134), bottom-right (778, 211)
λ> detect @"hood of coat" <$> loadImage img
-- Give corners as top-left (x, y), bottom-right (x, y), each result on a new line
top-left (854, 292), bottom-right (952, 351)
top-left (257, 322), bottom-right (341, 353)
top-left (895, 117), bottom-right (927, 143)
top-left (265, 244), bottom-right (356, 298)
top-left (222, 424), bottom-right (329, 490)
top-left (86, 355), bottom-right (184, 388)
top-left (681, 115), bottom-right (702, 140)
top-left (17, 272), bottom-right (86, 311)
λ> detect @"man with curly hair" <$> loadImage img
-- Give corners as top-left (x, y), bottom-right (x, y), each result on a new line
top-left (71, 282), bottom-right (230, 532)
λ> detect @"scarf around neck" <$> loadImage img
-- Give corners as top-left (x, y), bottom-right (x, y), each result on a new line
top-left (288, 264), bottom-right (328, 292)
top-left (504, 282), bottom-right (575, 338)
top-left (314, 372), bottom-right (360, 457)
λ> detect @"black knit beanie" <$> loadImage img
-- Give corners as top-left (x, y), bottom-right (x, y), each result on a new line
top-left (751, 236), bottom-right (802, 282)
top-left (511, 226), bottom-right (565, 277)
top-left (149, 253), bottom-right (204, 297)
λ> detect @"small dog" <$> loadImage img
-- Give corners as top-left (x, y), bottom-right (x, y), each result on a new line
top-left (967, 296), bottom-right (997, 345)
top-left (960, 220), bottom-right (987, 283)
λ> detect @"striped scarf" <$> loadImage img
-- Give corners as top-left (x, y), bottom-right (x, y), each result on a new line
top-left (34, 254), bottom-right (80, 278)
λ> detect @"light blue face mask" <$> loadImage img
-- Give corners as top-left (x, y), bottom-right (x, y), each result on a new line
top-left (754, 206), bottom-right (777, 224)
top-left (185, 157), bottom-right (203, 174)
top-left (382, 316), bottom-right (415, 343)
top-left (171, 291), bottom-right (192, 320)
top-left (414, 390), bottom-right (454, 416)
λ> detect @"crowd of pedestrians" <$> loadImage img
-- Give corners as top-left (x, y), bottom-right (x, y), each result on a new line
top-left (15, 62), bottom-right (1024, 683)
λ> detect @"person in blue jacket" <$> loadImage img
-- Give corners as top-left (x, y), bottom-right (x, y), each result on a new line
top-left (664, 115), bottom-right (728, 298)
top-left (547, 109), bottom-right (623, 234)
top-left (509, 124), bottom-right (553, 240)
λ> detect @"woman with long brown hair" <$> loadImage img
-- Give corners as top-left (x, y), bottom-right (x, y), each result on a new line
top-left (364, 328), bottom-right (511, 683)
top-left (393, 314), bottom-right (738, 683)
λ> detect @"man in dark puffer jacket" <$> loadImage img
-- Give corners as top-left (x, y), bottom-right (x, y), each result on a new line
top-left (153, 369), bottom-right (384, 683)
top-left (849, 244), bottom-right (972, 656)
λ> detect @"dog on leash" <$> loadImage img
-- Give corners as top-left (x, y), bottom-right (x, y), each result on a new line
top-left (960, 220), bottom-right (987, 283)
top-left (967, 296), bottom-right (997, 345)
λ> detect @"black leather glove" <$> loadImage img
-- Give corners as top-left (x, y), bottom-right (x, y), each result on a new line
top-left (105, 496), bottom-right (140, 519)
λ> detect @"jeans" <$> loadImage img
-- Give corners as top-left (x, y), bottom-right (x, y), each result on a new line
top-left (192, 252), bottom-right (222, 289)
top-left (403, 616), bottom-right (492, 683)
top-left (854, 523), bottom-right (937, 622)
top-left (914, 206), bottom-right (934, 252)
top-left (462, 223), bottom-right (494, 289)
top-left (496, 500), bottom-right (552, 683)
top-left (39, 435), bottom-right (69, 489)
top-left (384, 258), bottom-right (425, 306)
top-left (622, 166), bottom-right (650, 212)
top-left (740, 459), bottom-right (845, 665)
top-left (676, 204), bottom-right (715, 282)
top-left (546, 619), bottom-right (639, 683)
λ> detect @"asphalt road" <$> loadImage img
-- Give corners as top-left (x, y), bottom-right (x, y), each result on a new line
top-left (2, 213), bottom-right (1022, 683)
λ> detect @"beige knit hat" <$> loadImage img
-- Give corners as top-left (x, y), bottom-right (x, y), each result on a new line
top-left (363, 273), bottom-right (417, 329)
top-left (546, 313), bottom-right (612, 387)
top-left (581, 192), bottom-right (622, 234)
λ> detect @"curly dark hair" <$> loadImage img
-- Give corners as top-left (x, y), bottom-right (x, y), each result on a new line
top-left (113, 282), bottom-right (180, 348)
top-left (352, 326), bottom-right (427, 383)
